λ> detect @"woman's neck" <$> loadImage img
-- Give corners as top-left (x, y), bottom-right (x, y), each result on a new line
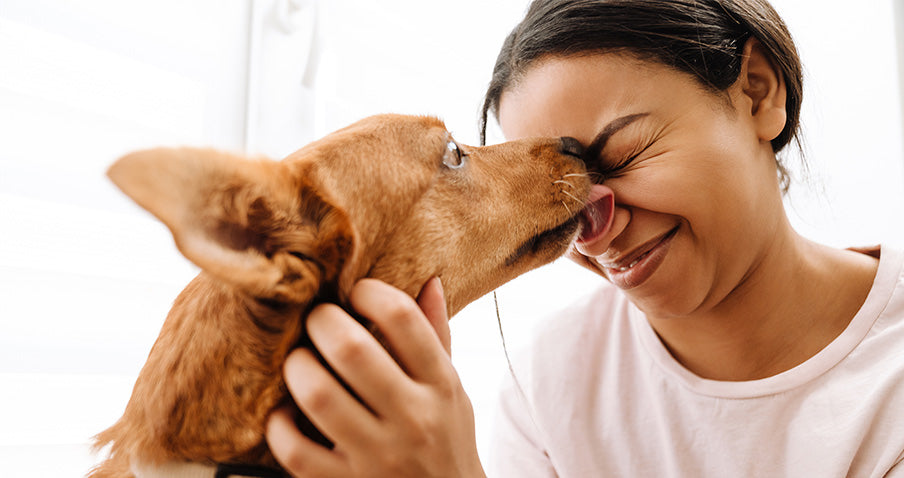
top-left (646, 226), bottom-right (879, 381)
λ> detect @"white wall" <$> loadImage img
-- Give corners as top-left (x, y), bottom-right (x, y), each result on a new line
top-left (774, 0), bottom-right (904, 247)
top-left (1, 1), bottom-right (902, 476)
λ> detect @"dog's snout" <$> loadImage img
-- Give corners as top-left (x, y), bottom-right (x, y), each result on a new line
top-left (559, 137), bottom-right (584, 158)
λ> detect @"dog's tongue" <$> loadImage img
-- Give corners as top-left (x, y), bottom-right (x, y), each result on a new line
top-left (578, 184), bottom-right (615, 244)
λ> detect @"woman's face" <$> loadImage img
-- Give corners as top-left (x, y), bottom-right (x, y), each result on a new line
top-left (498, 53), bottom-right (784, 318)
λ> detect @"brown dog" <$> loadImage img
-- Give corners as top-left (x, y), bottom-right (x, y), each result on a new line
top-left (88, 114), bottom-right (590, 478)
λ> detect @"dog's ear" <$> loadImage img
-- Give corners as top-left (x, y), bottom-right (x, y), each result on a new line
top-left (108, 147), bottom-right (355, 303)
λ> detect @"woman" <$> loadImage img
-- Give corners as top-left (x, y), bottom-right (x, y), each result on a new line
top-left (266, 1), bottom-right (904, 476)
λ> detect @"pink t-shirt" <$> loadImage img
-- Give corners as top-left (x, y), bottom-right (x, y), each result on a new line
top-left (490, 245), bottom-right (904, 477)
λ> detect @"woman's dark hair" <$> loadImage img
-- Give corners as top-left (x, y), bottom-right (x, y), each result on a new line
top-left (479, 0), bottom-right (803, 190)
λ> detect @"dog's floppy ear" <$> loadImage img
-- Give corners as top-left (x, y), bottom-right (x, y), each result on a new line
top-left (108, 147), bottom-right (355, 303)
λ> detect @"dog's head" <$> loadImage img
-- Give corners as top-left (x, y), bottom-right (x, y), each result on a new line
top-left (109, 114), bottom-right (590, 316)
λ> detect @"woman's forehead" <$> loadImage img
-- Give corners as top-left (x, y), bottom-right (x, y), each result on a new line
top-left (498, 54), bottom-right (667, 142)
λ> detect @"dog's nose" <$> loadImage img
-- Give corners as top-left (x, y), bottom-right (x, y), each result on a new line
top-left (559, 137), bottom-right (584, 158)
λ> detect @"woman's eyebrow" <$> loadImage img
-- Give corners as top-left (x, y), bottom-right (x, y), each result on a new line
top-left (582, 113), bottom-right (650, 163)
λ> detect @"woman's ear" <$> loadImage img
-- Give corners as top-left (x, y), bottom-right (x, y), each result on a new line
top-left (738, 37), bottom-right (787, 143)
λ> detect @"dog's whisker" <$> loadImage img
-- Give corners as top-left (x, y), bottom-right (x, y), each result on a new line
top-left (554, 179), bottom-right (576, 189)
top-left (561, 200), bottom-right (574, 216)
top-left (562, 190), bottom-right (583, 208)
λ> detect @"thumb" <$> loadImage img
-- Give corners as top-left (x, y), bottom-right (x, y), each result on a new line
top-left (416, 276), bottom-right (451, 356)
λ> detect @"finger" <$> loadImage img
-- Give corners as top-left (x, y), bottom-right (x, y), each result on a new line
top-left (350, 279), bottom-right (452, 383)
top-left (283, 348), bottom-right (380, 447)
top-left (416, 276), bottom-right (451, 356)
top-left (266, 405), bottom-right (347, 477)
top-left (306, 303), bottom-right (417, 417)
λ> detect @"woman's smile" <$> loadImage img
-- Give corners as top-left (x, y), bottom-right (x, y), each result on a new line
top-left (595, 226), bottom-right (679, 289)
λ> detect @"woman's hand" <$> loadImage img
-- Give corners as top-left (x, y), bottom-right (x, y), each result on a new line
top-left (266, 277), bottom-right (486, 478)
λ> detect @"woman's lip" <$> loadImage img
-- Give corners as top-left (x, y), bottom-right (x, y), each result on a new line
top-left (600, 226), bottom-right (678, 289)
top-left (601, 227), bottom-right (677, 270)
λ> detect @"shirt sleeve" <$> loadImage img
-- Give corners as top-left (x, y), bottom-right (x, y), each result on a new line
top-left (487, 371), bottom-right (558, 478)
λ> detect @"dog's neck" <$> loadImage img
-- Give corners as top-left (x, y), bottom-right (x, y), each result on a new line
top-left (95, 274), bottom-right (311, 470)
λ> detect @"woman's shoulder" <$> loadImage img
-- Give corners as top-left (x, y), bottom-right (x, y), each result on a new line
top-left (862, 243), bottom-right (904, 330)
top-left (854, 243), bottom-right (904, 314)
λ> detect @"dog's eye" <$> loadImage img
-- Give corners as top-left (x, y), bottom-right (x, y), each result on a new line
top-left (443, 139), bottom-right (467, 169)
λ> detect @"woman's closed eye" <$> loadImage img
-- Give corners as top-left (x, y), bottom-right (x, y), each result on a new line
top-left (594, 155), bottom-right (635, 178)
top-left (594, 141), bottom-right (653, 178)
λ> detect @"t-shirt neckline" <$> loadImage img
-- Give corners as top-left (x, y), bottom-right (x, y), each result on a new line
top-left (630, 245), bottom-right (902, 398)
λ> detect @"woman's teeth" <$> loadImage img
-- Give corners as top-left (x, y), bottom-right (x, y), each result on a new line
top-left (608, 250), bottom-right (650, 272)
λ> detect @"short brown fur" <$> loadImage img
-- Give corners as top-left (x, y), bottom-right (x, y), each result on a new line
top-left (89, 114), bottom-right (590, 477)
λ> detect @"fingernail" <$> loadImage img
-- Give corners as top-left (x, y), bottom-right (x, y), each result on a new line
top-left (433, 276), bottom-right (444, 295)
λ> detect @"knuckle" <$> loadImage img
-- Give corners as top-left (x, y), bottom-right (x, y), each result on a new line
top-left (431, 366), bottom-right (462, 399)
top-left (411, 415), bottom-right (438, 438)
top-left (332, 334), bottom-right (371, 364)
top-left (400, 401), bottom-right (440, 438)
top-left (434, 379), bottom-right (458, 401)
top-left (381, 298), bottom-right (421, 329)
top-left (297, 380), bottom-right (334, 415)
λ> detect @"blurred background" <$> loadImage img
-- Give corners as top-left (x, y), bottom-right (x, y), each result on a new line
top-left (1, 0), bottom-right (902, 475)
